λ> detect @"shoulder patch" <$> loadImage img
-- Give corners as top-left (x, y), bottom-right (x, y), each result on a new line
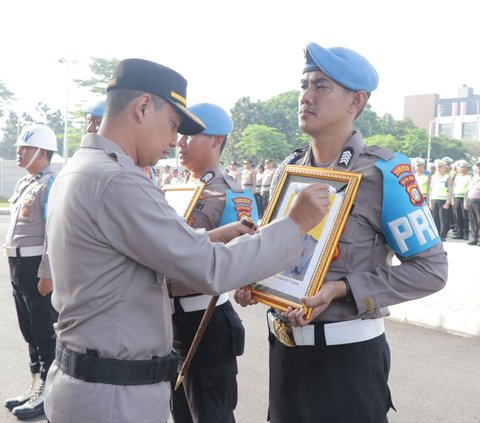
top-left (365, 145), bottom-right (395, 161)
top-left (201, 171), bottom-right (215, 184)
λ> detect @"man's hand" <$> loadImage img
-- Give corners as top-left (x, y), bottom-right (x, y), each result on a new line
top-left (281, 280), bottom-right (346, 326)
top-left (233, 287), bottom-right (258, 307)
top-left (38, 278), bottom-right (53, 296)
top-left (208, 221), bottom-right (256, 243)
top-left (287, 184), bottom-right (331, 235)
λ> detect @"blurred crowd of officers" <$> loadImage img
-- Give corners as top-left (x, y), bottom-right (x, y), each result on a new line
top-left (158, 158), bottom-right (277, 219)
top-left (412, 156), bottom-right (480, 244)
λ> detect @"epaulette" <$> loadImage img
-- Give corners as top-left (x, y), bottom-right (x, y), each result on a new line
top-left (365, 145), bottom-right (395, 161)
top-left (223, 173), bottom-right (243, 193)
top-left (285, 146), bottom-right (309, 165)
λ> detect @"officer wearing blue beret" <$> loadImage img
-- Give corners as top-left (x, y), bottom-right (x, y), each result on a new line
top-left (84, 98), bottom-right (106, 134)
top-left (172, 103), bottom-right (258, 423)
top-left (235, 43), bottom-right (448, 423)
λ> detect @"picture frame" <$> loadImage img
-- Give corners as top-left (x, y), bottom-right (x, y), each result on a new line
top-left (248, 165), bottom-right (362, 319)
top-left (163, 183), bottom-right (205, 220)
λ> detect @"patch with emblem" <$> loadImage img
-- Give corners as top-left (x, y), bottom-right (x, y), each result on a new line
top-left (21, 206), bottom-right (31, 218)
top-left (232, 197), bottom-right (253, 220)
top-left (200, 171), bottom-right (215, 184)
top-left (391, 163), bottom-right (412, 178)
top-left (22, 194), bottom-right (34, 206)
top-left (187, 216), bottom-right (196, 227)
top-left (399, 174), bottom-right (424, 206)
top-left (337, 147), bottom-right (354, 168)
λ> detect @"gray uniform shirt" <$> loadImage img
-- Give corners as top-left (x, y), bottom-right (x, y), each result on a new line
top-left (44, 134), bottom-right (301, 423)
top-left (272, 131), bottom-right (448, 323)
top-left (6, 165), bottom-right (54, 278)
top-left (169, 163), bottom-right (244, 297)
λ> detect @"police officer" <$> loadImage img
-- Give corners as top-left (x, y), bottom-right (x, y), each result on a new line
top-left (261, 159), bottom-right (275, 213)
top-left (43, 58), bottom-right (331, 423)
top-left (173, 103), bottom-right (257, 423)
top-left (236, 42), bottom-right (447, 423)
top-left (452, 159), bottom-right (471, 240)
top-left (465, 159), bottom-right (480, 246)
top-left (429, 159), bottom-right (454, 241)
top-left (3, 124), bottom-right (58, 420)
top-left (241, 159), bottom-right (256, 193)
top-left (84, 98), bottom-right (106, 134)
top-left (227, 161), bottom-right (241, 184)
top-left (413, 157), bottom-right (430, 203)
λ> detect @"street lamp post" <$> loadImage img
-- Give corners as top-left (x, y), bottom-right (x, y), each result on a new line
top-left (426, 118), bottom-right (436, 167)
top-left (58, 58), bottom-right (75, 165)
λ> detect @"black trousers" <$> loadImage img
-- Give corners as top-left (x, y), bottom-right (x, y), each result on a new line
top-left (9, 256), bottom-right (58, 381)
top-left (171, 301), bottom-right (245, 423)
top-left (431, 200), bottom-right (450, 239)
top-left (453, 197), bottom-right (469, 237)
top-left (268, 330), bottom-right (393, 423)
top-left (468, 199), bottom-right (480, 241)
top-left (261, 192), bottom-right (270, 216)
top-left (254, 193), bottom-right (264, 218)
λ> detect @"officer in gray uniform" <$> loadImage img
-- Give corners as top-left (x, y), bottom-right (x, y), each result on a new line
top-left (173, 102), bottom-right (257, 423)
top-left (3, 124), bottom-right (58, 420)
top-left (236, 43), bottom-right (448, 423)
top-left (43, 58), bottom-right (331, 423)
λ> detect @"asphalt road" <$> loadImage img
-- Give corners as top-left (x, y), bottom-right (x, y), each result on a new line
top-left (0, 214), bottom-right (479, 423)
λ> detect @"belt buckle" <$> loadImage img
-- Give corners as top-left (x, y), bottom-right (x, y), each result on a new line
top-left (271, 312), bottom-right (296, 348)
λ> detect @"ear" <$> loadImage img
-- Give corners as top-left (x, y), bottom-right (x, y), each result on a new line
top-left (134, 94), bottom-right (152, 121)
top-left (212, 135), bottom-right (224, 149)
top-left (348, 91), bottom-right (368, 115)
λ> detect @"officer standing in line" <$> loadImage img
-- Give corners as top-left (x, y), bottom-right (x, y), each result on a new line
top-left (451, 159), bottom-right (471, 240)
top-left (413, 157), bottom-right (430, 203)
top-left (84, 98), bottom-right (106, 134)
top-left (235, 42), bottom-right (447, 423)
top-left (3, 124), bottom-right (58, 420)
top-left (173, 103), bottom-right (257, 423)
top-left (465, 159), bottom-right (480, 246)
top-left (260, 159), bottom-right (275, 213)
top-left (227, 161), bottom-right (241, 184)
top-left (442, 156), bottom-right (456, 233)
top-left (429, 159), bottom-right (454, 241)
top-left (240, 159), bottom-right (256, 193)
top-left (254, 164), bottom-right (265, 219)
top-left (43, 58), bottom-right (331, 423)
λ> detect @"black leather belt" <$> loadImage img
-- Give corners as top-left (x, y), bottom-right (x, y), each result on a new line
top-left (56, 341), bottom-right (179, 385)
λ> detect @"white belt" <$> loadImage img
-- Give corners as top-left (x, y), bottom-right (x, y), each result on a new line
top-left (3, 245), bottom-right (44, 258)
top-left (267, 311), bottom-right (384, 347)
top-left (175, 293), bottom-right (229, 312)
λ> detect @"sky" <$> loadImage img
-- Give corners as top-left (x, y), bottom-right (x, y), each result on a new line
top-left (1, 0), bottom-right (479, 123)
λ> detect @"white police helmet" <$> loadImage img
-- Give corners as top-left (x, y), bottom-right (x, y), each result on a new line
top-left (16, 124), bottom-right (58, 152)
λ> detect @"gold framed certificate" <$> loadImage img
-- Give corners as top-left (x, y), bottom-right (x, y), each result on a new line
top-left (248, 165), bottom-right (362, 319)
top-left (163, 183), bottom-right (205, 220)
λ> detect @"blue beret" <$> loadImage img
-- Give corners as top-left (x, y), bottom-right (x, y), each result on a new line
top-left (84, 99), bottom-right (106, 118)
top-left (107, 58), bottom-right (205, 135)
top-left (304, 43), bottom-right (378, 92)
top-left (187, 103), bottom-right (233, 136)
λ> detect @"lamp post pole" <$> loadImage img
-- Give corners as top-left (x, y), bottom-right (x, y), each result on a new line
top-left (427, 118), bottom-right (436, 167)
top-left (59, 58), bottom-right (74, 165)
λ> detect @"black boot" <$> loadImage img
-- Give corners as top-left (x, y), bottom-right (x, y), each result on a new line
top-left (12, 380), bottom-right (45, 420)
top-left (4, 373), bottom-right (39, 411)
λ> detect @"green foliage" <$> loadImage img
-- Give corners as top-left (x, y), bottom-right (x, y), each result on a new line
top-left (0, 81), bottom-right (14, 119)
top-left (74, 57), bottom-right (119, 95)
top-left (236, 125), bottom-right (291, 164)
top-left (0, 111), bottom-right (19, 159)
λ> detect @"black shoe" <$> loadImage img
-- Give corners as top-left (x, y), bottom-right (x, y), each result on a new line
top-left (452, 235), bottom-right (463, 239)
top-left (12, 381), bottom-right (44, 420)
top-left (4, 374), bottom-right (39, 411)
top-left (467, 240), bottom-right (478, 245)
top-left (464, 235), bottom-right (469, 240)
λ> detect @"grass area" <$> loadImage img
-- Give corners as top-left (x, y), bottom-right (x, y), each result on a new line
top-left (0, 196), bottom-right (9, 208)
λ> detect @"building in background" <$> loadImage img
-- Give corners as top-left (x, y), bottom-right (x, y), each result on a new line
top-left (404, 85), bottom-right (480, 142)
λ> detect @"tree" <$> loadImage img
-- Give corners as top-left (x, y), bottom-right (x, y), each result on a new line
top-left (0, 111), bottom-right (19, 159)
top-left (75, 57), bottom-right (119, 94)
top-left (354, 104), bottom-right (381, 137)
top-left (0, 81), bottom-right (14, 119)
top-left (236, 125), bottom-right (291, 165)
